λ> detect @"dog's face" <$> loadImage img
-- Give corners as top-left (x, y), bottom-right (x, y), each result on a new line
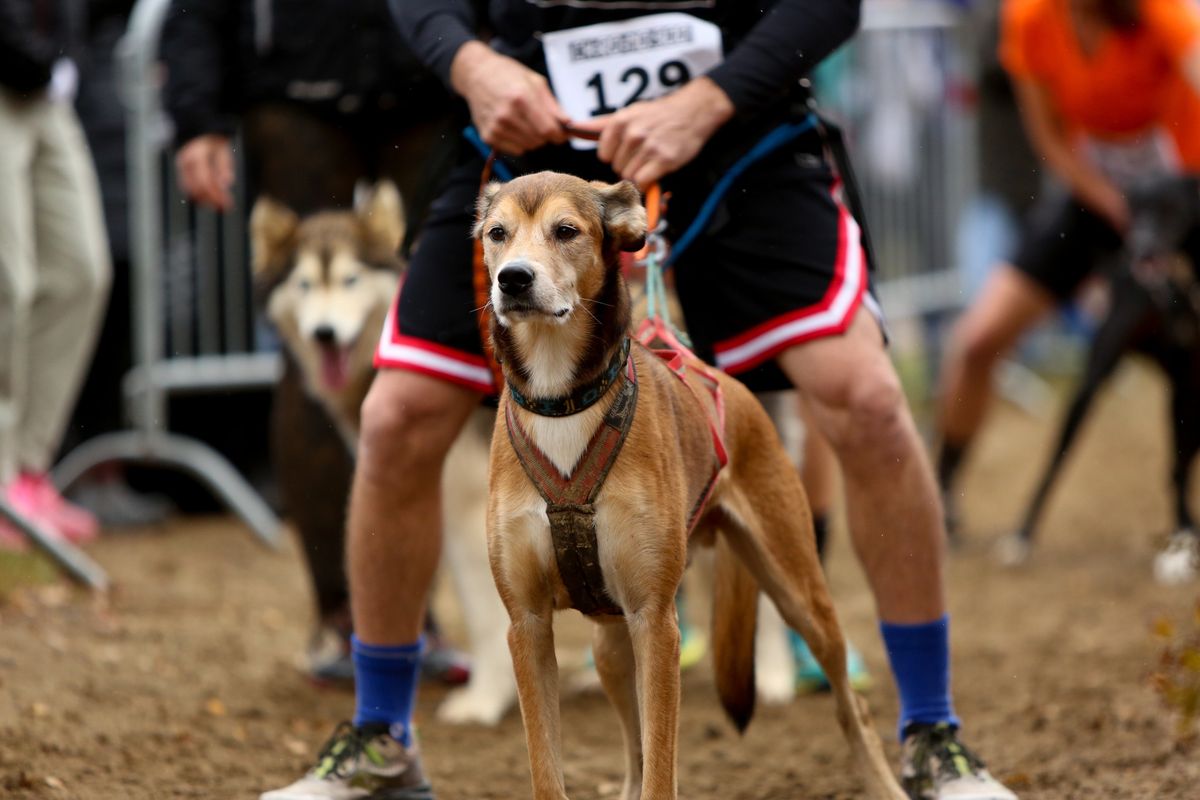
top-left (474, 172), bottom-right (646, 328)
top-left (251, 182), bottom-right (403, 396)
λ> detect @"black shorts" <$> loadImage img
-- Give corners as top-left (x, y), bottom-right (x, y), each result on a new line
top-left (375, 128), bottom-right (878, 393)
top-left (1011, 193), bottom-right (1124, 301)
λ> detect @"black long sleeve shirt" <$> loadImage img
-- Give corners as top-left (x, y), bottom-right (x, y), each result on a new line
top-left (389, 0), bottom-right (861, 117)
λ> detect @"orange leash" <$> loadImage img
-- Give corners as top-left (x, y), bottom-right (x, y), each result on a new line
top-left (473, 154), bottom-right (507, 393)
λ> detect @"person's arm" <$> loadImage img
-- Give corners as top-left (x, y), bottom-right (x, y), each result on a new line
top-left (160, 0), bottom-right (237, 211)
top-left (388, 0), bottom-right (478, 87)
top-left (705, 0), bottom-right (862, 116)
top-left (0, 0), bottom-right (54, 93)
top-left (1012, 77), bottom-right (1129, 231)
top-left (391, 0), bottom-right (567, 155)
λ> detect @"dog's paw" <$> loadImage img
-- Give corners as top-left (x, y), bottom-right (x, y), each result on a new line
top-left (435, 684), bottom-right (514, 726)
top-left (1153, 532), bottom-right (1199, 585)
top-left (994, 532), bottom-right (1031, 567)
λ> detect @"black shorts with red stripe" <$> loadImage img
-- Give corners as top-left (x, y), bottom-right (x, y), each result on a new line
top-left (375, 125), bottom-right (879, 394)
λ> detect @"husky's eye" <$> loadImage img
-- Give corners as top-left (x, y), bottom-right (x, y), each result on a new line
top-left (342, 274), bottom-right (358, 288)
top-left (555, 224), bottom-right (579, 242)
top-left (297, 278), bottom-right (313, 292)
top-left (488, 226), bottom-right (506, 243)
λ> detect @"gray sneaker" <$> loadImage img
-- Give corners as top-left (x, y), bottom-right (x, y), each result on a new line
top-left (261, 722), bottom-right (434, 800)
top-left (900, 723), bottom-right (1017, 800)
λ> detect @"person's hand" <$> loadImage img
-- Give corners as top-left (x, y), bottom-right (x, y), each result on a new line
top-left (569, 77), bottom-right (734, 189)
top-left (175, 134), bottom-right (235, 212)
top-left (450, 41), bottom-right (568, 155)
top-left (1078, 176), bottom-right (1130, 234)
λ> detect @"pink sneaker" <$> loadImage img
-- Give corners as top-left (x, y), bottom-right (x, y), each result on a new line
top-left (19, 473), bottom-right (99, 544)
top-left (0, 477), bottom-right (55, 551)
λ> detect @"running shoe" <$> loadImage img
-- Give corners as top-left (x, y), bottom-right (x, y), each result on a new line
top-left (788, 630), bottom-right (871, 694)
top-left (260, 721), bottom-right (434, 800)
top-left (900, 722), bottom-right (1018, 800)
top-left (20, 472), bottom-right (99, 543)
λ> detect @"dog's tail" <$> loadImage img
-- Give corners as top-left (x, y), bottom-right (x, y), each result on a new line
top-left (711, 531), bottom-right (758, 733)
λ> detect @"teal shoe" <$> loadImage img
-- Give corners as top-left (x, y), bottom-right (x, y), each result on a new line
top-left (788, 630), bottom-right (871, 694)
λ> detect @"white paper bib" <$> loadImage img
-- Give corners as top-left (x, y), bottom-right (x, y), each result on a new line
top-left (1083, 128), bottom-right (1180, 189)
top-left (542, 13), bottom-right (723, 150)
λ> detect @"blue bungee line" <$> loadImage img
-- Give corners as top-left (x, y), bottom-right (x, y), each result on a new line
top-left (666, 112), bottom-right (818, 266)
top-left (465, 111), bottom-right (819, 264)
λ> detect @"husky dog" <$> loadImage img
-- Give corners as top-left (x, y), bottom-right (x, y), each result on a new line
top-left (251, 183), bottom-right (517, 725)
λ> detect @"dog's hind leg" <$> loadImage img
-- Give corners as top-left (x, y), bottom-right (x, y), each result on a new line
top-left (592, 619), bottom-right (643, 800)
top-left (1002, 286), bottom-right (1153, 565)
top-left (712, 483), bottom-right (904, 800)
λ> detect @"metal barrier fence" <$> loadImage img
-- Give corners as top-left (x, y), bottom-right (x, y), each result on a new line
top-left (821, 0), bottom-right (976, 320)
top-left (52, 0), bottom-right (283, 549)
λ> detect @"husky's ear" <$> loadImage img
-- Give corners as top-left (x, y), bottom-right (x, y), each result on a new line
top-left (593, 180), bottom-right (647, 252)
top-left (249, 196), bottom-right (298, 278)
top-left (472, 181), bottom-right (504, 239)
top-left (358, 180), bottom-right (406, 255)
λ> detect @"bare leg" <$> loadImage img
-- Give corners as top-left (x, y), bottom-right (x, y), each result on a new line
top-left (626, 601), bottom-right (681, 800)
top-left (778, 308), bottom-right (944, 623)
top-left (592, 620), bottom-right (643, 800)
top-left (349, 370), bottom-right (481, 643)
top-left (937, 265), bottom-right (1054, 456)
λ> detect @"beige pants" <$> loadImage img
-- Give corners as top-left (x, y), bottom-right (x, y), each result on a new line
top-left (0, 91), bottom-right (111, 481)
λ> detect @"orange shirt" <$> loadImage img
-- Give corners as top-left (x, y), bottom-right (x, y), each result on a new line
top-left (1000, 0), bottom-right (1200, 168)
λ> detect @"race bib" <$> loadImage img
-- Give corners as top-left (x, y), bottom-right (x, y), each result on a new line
top-left (1083, 128), bottom-right (1180, 189)
top-left (542, 13), bottom-right (724, 150)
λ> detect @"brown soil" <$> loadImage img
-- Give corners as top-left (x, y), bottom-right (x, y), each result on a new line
top-left (1, 360), bottom-right (1197, 800)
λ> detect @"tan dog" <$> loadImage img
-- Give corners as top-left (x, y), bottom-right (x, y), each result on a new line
top-left (477, 172), bottom-right (905, 800)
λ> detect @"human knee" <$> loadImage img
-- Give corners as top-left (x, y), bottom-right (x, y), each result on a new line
top-left (821, 367), bottom-right (910, 456)
top-left (358, 377), bottom-right (460, 478)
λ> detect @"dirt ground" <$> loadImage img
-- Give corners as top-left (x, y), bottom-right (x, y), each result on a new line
top-left (2, 359), bottom-right (1198, 800)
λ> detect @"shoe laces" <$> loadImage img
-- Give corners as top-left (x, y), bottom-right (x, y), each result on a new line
top-left (312, 722), bottom-right (388, 780)
top-left (905, 723), bottom-right (987, 784)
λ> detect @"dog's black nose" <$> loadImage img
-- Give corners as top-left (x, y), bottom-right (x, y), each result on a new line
top-left (314, 325), bottom-right (337, 344)
top-left (498, 264), bottom-right (535, 296)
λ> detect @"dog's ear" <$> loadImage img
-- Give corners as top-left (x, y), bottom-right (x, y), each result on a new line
top-left (594, 180), bottom-right (647, 252)
top-left (249, 196), bottom-right (299, 278)
top-left (472, 181), bottom-right (504, 239)
top-left (358, 180), bottom-right (406, 255)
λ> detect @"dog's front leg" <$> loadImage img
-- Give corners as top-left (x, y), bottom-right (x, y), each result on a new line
top-left (509, 610), bottom-right (569, 800)
top-left (627, 603), bottom-right (681, 800)
top-left (592, 619), bottom-right (642, 800)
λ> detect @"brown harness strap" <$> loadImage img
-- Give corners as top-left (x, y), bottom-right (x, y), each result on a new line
top-left (505, 353), bottom-right (638, 616)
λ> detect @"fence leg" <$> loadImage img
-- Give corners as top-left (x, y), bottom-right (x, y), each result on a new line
top-left (53, 431), bottom-right (285, 550)
top-left (0, 499), bottom-right (110, 591)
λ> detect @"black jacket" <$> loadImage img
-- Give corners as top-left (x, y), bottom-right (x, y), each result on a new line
top-left (0, 0), bottom-right (59, 93)
top-left (160, 0), bottom-right (450, 147)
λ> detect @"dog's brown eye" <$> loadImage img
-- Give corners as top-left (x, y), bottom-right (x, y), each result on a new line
top-left (488, 226), bottom-right (506, 243)
top-left (556, 225), bottom-right (579, 242)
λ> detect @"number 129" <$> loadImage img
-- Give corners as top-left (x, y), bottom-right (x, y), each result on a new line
top-left (585, 60), bottom-right (692, 117)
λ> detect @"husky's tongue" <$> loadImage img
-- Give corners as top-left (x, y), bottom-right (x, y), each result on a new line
top-left (319, 345), bottom-right (351, 390)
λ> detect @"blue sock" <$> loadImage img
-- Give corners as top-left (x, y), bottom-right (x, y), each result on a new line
top-left (352, 635), bottom-right (423, 745)
top-left (879, 615), bottom-right (960, 740)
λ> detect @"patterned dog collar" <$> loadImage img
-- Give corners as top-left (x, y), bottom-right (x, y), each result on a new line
top-left (508, 337), bottom-right (632, 418)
